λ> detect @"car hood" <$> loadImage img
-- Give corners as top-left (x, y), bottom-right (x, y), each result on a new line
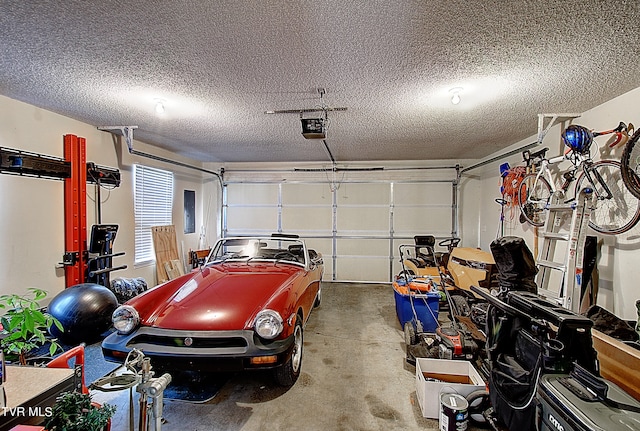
top-left (129, 263), bottom-right (300, 331)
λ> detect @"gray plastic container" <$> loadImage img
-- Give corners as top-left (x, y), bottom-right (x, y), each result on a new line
top-left (537, 373), bottom-right (640, 431)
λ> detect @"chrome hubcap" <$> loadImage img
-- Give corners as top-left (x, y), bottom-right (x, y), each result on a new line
top-left (291, 325), bottom-right (303, 373)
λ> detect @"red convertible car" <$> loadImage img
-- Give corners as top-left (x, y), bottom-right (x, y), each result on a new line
top-left (102, 234), bottom-right (323, 386)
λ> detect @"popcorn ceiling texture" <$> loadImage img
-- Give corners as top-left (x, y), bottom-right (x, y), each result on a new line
top-left (1, 0), bottom-right (639, 163)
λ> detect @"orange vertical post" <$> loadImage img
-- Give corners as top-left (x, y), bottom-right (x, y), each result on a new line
top-left (63, 134), bottom-right (87, 287)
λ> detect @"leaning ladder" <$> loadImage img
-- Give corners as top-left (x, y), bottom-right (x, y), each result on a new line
top-left (536, 188), bottom-right (594, 312)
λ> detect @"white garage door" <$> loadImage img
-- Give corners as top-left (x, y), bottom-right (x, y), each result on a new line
top-left (223, 178), bottom-right (456, 282)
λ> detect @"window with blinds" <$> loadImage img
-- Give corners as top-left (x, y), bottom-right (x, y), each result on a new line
top-left (134, 164), bottom-right (174, 264)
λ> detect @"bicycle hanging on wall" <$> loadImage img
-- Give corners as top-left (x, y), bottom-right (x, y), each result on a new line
top-left (518, 123), bottom-right (640, 235)
top-left (621, 125), bottom-right (640, 200)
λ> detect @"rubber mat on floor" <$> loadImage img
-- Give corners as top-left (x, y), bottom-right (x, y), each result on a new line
top-left (162, 371), bottom-right (230, 403)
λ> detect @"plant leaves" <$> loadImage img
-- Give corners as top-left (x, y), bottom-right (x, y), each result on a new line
top-left (0, 288), bottom-right (59, 359)
top-left (32, 288), bottom-right (47, 302)
top-left (24, 309), bottom-right (34, 331)
top-left (51, 316), bottom-right (64, 332)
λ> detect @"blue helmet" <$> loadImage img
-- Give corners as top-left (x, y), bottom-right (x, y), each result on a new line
top-left (562, 125), bottom-right (592, 153)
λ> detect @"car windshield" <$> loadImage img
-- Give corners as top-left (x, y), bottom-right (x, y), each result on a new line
top-left (206, 237), bottom-right (307, 266)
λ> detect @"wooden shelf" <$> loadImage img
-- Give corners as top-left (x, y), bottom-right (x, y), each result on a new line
top-left (592, 329), bottom-right (640, 400)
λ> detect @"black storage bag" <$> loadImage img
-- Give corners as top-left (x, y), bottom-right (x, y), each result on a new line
top-left (486, 306), bottom-right (541, 431)
top-left (490, 236), bottom-right (538, 293)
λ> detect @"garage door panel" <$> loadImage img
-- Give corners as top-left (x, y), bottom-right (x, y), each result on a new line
top-left (336, 257), bottom-right (389, 282)
top-left (337, 183), bottom-right (390, 204)
top-left (394, 183), bottom-right (450, 205)
top-left (224, 178), bottom-right (455, 283)
top-left (226, 206), bottom-right (278, 234)
top-left (282, 183), bottom-right (330, 204)
top-left (226, 184), bottom-right (279, 205)
top-left (337, 238), bottom-right (388, 255)
top-left (282, 206), bottom-right (332, 232)
top-left (336, 238), bottom-right (389, 281)
top-left (337, 206), bottom-right (389, 233)
top-left (394, 206), bottom-right (451, 236)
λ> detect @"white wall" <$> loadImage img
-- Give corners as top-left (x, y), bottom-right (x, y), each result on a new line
top-left (0, 95), bottom-right (219, 303)
top-left (462, 87), bottom-right (640, 320)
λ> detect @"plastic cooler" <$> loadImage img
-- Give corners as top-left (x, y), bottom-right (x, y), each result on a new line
top-left (537, 373), bottom-right (640, 431)
top-left (392, 281), bottom-right (439, 332)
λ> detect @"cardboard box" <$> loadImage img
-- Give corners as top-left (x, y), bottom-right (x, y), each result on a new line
top-left (415, 358), bottom-right (486, 418)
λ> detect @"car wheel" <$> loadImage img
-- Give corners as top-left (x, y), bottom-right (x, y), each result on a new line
top-left (313, 284), bottom-right (322, 308)
top-left (274, 319), bottom-right (303, 387)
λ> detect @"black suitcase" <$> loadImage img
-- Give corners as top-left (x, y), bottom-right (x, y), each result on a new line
top-left (537, 372), bottom-right (640, 431)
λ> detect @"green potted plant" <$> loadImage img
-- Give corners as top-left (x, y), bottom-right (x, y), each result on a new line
top-left (0, 287), bottom-right (64, 365)
top-left (44, 390), bottom-right (116, 431)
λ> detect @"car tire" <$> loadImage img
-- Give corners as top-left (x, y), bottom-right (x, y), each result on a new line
top-left (274, 319), bottom-right (303, 387)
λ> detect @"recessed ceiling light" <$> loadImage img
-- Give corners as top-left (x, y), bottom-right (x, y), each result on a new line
top-left (154, 99), bottom-right (165, 114)
top-left (449, 87), bottom-right (463, 105)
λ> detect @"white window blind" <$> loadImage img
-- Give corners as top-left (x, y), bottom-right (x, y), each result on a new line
top-left (134, 164), bottom-right (174, 264)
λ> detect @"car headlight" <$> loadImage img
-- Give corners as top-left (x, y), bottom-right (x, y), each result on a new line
top-left (112, 305), bottom-right (140, 334)
top-left (254, 309), bottom-right (283, 339)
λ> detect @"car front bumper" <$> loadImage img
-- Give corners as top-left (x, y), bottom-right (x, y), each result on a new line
top-left (101, 326), bottom-right (295, 372)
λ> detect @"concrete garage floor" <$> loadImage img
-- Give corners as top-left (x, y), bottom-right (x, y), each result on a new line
top-left (92, 282), bottom-right (488, 431)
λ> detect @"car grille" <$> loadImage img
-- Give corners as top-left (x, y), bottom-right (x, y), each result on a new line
top-left (131, 334), bottom-right (248, 349)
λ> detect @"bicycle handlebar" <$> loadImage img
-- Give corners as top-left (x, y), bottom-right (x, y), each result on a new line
top-left (592, 121), bottom-right (633, 148)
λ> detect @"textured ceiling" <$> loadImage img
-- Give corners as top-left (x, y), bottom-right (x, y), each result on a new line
top-left (1, 1), bottom-right (640, 164)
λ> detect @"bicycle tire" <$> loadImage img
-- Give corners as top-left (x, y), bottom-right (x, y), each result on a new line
top-left (576, 159), bottom-right (640, 235)
top-left (621, 127), bottom-right (640, 200)
top-left (518, 173), bottom-right (552, 227)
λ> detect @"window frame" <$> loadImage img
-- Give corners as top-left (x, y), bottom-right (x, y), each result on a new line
top-left (133, 164), bottom-right (174, 264)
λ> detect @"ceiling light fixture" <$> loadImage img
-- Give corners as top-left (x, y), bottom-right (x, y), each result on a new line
top-left (154, 99), bottom-right (165, 114)
top-left (449, 87), bottom-right (463, 105)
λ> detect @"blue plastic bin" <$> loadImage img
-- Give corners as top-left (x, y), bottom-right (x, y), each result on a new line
top-left (393, 284), bottom-right (439, 332)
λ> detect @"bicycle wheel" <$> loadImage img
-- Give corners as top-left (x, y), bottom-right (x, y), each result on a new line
top-left (621, 128), bottom-right (640, 200)
top-left (518, 173), bottom-right (552, 227)
top-left (576, 159), bottom-right (640, 235)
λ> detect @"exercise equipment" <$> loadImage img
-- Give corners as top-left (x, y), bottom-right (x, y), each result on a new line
top-left (87, 224), bottom-right (127, 288)
top-left (48, 283), bottom-right (118, 345)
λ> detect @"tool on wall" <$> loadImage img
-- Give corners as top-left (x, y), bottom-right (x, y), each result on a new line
top-left (0, 147), bottom-right (71, 178)
top-left (87, 161), bottom-right (121, 224)
top-left (0, 136), bottom-right (122, 288)
top-left (0, 143), bottom-right (80, 283)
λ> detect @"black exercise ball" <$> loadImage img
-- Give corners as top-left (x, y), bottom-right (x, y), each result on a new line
top-left (48, 283), bottom-right (118, 345)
